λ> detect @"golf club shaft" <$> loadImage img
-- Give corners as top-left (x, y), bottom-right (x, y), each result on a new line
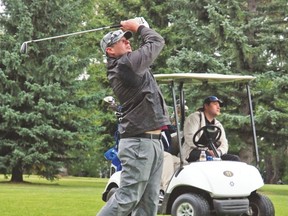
top-left (27, 24), bottom-right (121, 43)
top-left (20, 24), bottom-right (121, 53)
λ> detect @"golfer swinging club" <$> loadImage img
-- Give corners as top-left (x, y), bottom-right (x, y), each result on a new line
top-left (96, 18), bottom-right (170, 216)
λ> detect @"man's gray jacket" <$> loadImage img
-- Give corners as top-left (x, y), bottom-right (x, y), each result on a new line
top-left (106, 26), bottom-right (170, 137)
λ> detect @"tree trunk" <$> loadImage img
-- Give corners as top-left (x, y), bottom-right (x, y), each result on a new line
top-left (10, 164), bottom-right (24, 182)
top-left (248, 0), bottom-right (257, 12)
top-left (239, 144), bottom-right (254, 164)
top-left (264, 155), bottom-right (280, 184)
top-left (238, 131), bottom-right (255, 164)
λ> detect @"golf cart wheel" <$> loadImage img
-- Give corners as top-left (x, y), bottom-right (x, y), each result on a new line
top-left (106, 187), bottom-right (117, 201)
top-left (171, 193), bottom-right (210, 216)
top-left (247, 193), bottom-right (275, 216)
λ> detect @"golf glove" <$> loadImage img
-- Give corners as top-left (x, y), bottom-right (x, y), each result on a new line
top-left (134, 17), bottom-right (149, 28)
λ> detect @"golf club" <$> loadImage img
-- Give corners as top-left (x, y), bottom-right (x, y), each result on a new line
top-left (20, 24), bottom-right (121, 54)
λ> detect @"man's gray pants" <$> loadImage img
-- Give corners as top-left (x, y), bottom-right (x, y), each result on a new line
top-left (97, 137), bottom-right (164, 216)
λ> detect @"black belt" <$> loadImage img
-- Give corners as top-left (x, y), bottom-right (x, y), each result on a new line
top-left (121, 133), bottom-right (162, 140)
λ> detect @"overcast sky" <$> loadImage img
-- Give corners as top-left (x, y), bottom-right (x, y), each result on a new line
top-left (0, 1), bottom-right (4, 13)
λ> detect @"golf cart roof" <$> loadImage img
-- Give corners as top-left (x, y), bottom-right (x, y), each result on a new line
top-left (154, 73), bottom-right (255, 84)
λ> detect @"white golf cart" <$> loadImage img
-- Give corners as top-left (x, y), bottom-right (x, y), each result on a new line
top-left (101, 73), bottom-right (275, 216)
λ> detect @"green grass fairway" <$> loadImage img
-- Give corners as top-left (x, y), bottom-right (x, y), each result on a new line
top-left (0, 175), bottom-right (287, 216)
top-left (258, 184), bottom-right (288, 216)
top-left (0, 175), bottom-right (106, 216)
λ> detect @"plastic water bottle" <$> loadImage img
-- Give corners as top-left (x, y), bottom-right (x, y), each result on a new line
top-left (199, 150), bottom-right (207, 161)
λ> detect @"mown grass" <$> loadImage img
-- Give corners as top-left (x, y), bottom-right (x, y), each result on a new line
top-left (0, 175), bottom-right (287, 216)
top-left (258, 184), bottom-right (288, 216)
top-left (0, 175), bottom-right (106, 216)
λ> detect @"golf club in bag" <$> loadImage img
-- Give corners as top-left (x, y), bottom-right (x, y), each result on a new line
top-left (103, 96), bottom-right (123, 175)
top-left (20, 24), bottom-right (121, 54)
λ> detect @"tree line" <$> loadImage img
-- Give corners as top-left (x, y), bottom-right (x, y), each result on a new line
top-left (0, 0), bottom-right (287, 183)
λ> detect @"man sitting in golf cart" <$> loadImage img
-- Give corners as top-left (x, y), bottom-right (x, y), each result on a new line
top-left (183, 96), bottom-right (240, 162)
top-left (161, 96), bottom-right (240, 192)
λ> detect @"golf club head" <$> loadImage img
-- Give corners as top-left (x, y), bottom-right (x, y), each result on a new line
top-left (20, 42), bottom-right (28, 54)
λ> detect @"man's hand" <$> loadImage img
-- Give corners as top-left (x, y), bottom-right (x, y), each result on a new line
top-left (120, 17), bottom-right (149, 33)
top-left (207, 149), bottom-right (221, 157)
top-left (120, 19), bottom-right (140, 33)
top-left (134, 17), bottom-right (150, 28)
top-left (207, 150), bottom-right (215, 157)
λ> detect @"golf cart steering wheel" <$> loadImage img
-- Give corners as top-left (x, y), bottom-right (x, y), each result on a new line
top-left (193, 125), bottom-right (222, 148)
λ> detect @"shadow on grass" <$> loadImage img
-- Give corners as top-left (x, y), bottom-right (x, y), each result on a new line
top-left (0, 175), bottom-right (61, 186)
top-left (0, 180), bottom-right (60, 186)
top-left (0, 175), bottom-right (106, 188)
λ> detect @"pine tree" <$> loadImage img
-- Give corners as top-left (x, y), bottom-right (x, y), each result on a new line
top-left (166, 0), bottom-right (288, 183)
top-left (0, 0), bottom-right (97, 182)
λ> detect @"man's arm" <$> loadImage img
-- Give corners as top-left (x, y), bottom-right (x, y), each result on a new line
top-left (207, 122), bottom-right (228, 157)
top-left (120, 19), bottom-right (165, 73)
top-left (182, 112), bottom-right (203, 160)
top-left (216, 122), bottom-right (229, 155)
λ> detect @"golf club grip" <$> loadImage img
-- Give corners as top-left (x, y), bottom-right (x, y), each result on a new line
top-left (110, 24), bottom-right (122, 28)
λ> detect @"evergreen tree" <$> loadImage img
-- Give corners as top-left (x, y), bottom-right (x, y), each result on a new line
top-left (166, 0), bottom-right (288, 183)
top-left (2, 0), bottom-right (286, 183)
top-left (0, 0), bottom-right (97, 182)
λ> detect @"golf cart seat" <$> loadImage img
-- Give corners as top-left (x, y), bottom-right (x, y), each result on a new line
top-left (169, 131), bottom-right (184, 156)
